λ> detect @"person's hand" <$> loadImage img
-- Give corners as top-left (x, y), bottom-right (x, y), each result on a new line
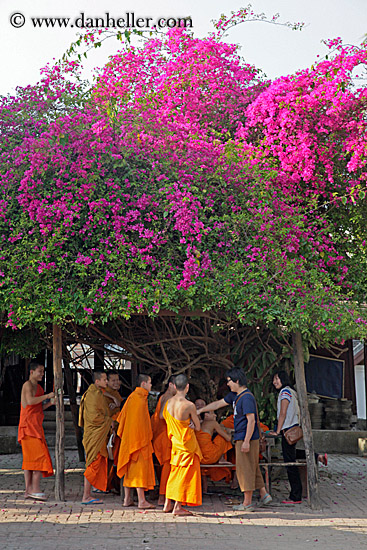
top-left (48, 392), bottom-right (55, 399)
top-left (267, 430), bottom-right (279, 436)
top-left (241, 441), bottom-right (250, 453)
top-left (189, 420), bottom-right (195, 429)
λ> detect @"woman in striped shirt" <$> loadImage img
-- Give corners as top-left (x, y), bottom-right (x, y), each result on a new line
top-left (270, 370), bottom-right (327, 504)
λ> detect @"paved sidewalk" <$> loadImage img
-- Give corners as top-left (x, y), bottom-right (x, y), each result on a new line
top-left (0, 451), bottom-right (366, 549)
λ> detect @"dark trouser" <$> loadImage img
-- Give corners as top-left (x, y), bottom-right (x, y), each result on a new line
top-left (281, 434), bottom-right (320, 501)
top-left (281, 433), bottom-right (302, 501)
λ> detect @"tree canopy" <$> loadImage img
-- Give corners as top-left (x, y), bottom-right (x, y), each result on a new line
top-left (1, 19), bottom-right (367, 355)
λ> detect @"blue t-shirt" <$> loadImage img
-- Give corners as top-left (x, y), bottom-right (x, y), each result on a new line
top-left (224, 389), bottom-right (259, 441)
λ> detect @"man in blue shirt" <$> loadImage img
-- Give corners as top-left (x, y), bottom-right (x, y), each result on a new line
top-left (197, 367), bottom-right (272, 511)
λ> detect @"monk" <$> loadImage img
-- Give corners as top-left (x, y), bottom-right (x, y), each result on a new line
top-left (103, 371), bottom-right (124, 493)
top-left (197, 411), bottom-right (233, 487)
top-left (116, 373), bottom-right (155, 509)
top-left (194, 398), bottom-right (206, 410)
top-left (162, 374), bottom-right (202, 516)
top-left (104, 371), bottom-right (123, 421)
top-left (18, 362), bottom-right (55, 500)
top-left (79, 371), bottom-right (113, 504)
top-left (151, 375), bottom-right (176, 505)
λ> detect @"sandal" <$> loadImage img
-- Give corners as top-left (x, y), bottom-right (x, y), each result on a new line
top-left (29, 493), bottom-right (47, 501)
top-left (260, 493), bottom-right (272, 505)
top-left (233, 503), bottom-right (255, 512)
top-left (224, 498), bottom-right (241, 506)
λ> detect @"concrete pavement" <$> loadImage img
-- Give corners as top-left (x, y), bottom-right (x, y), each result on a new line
top-left (0, 451), bottom-right (366, 549)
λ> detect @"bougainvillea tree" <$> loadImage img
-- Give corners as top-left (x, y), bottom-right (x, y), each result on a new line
top-left (1, 15), bottom-right (367, 380)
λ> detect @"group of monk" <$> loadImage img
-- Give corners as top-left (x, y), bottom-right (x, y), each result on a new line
top-left (19, 363), bottom-right (272, 514)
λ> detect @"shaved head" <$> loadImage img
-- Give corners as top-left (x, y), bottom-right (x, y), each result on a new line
top-left (93, 370), bottom-right (106, 382)
top-left (137, 373), bottom-right (151, 386)
top-left (174, 374), bottom-right (188, 391)
top-left (195, 398), bottom-right (206, 410)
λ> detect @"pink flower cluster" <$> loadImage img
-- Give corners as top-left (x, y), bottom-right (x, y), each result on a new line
top-left (0, 26), bottom-right (366, 342)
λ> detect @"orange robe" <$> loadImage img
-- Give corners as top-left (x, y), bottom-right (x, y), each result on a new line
top-left (116, 387), bottom-right (155, 490)
top-left (103, 387), bottom-right (123, 465)
top-left (222, 415), bottom-right (269, 433)
top-left (79, 384), bottom-right (111, 491)
top-left (221, 414), bottom-right (234, 429)
top-left (221, 415), bottom-right (269, 459)
top-left (163, 404), bottom-right (202, 506)
top-left (18, 384), bottom-right (53, 477)
top-left (151, 396), bottom-right (172, 495)
top-left (196, 430), bottom-right (232, 483)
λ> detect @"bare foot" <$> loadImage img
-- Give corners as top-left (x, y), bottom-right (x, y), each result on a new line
top-left (157, 496), bottom-right (165, 506)
top-left (173, 508), bottom-right (193, 516)
top-left (138, 501), bottom-right (155, 509)
top-left (163, 505), bottom-right (174, 513)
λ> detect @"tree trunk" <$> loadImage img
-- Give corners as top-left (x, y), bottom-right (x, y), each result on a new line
top-left (63, 356), bottom-right (85, 462)
top-left (53, 324), bottom-right (65, 501)
top-left (292, 331), bottom-right (321, 510)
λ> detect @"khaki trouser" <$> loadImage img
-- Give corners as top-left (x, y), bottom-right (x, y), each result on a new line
top-left (235, 439), bottom-right (265, 492)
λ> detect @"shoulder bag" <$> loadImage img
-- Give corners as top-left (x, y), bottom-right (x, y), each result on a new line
top-left (284, 424), bottom-right (303, 445)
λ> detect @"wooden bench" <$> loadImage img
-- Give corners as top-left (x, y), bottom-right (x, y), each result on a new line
top-left (200, 460), bottom-right (309, 495)
top-left (260, 460), bottom-right (307, 493)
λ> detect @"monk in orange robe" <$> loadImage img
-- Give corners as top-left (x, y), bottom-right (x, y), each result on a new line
top-left (103, 371), bottom-right (124, 492)
top-left (116, 373), bottom-right (155, 509)
top-left (104, 371), bottom-right (124, 421)
top-left (163, 374), bottom-right (202, 516)
top-left (18, 362), bottom-right (54, 500)
top-left (221, 414), bottom-right (234, 430)
top-left (79, 371), bottom-right (113, 504)
top-left (197, 411), bottom-right (233, 485)
top-left (222, 415), bottom-right (269, 436)
top-left (151, 375), bottom-right (176, 505)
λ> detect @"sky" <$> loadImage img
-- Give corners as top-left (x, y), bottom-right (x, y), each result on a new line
top-left (0, 0), bottom-right (366, 96)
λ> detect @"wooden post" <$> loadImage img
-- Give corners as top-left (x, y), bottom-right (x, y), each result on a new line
top-left (292, 331), bottom-right (321, 510)
top-left (53, 324), bottom-right (65, 501)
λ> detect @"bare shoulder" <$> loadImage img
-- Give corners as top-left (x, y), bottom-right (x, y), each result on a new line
top-left (185, 401), bottom-right (198, 415)
top-left (202, 419), bottom-right (216, 429)
top-left (160, 394), bottom-right (170, 409)
top-left (22, 380), bottom-right (32, 393)
top-left (165, 395), bottom-right (175, 412)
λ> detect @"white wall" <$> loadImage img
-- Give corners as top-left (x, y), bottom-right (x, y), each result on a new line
top-left (355, 365), bottom-right (366, 419)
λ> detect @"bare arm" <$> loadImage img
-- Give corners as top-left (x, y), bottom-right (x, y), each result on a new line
top-left (197, 398), bottom-right (227, 415)
top-left (275, 399), bottom-right (289, 434)
top-left (42, 399), bottom-right (54, 410)
top-left (213, 421), bottom-right (232, 442)
top-left (22, 383), bottom-right (54, 407)
top-left (241, 413), bottom-right (255, 453)
top-left (104, 391), bottom-right (121, 408)
top-left (188, 403), bottom-right (201, 431)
